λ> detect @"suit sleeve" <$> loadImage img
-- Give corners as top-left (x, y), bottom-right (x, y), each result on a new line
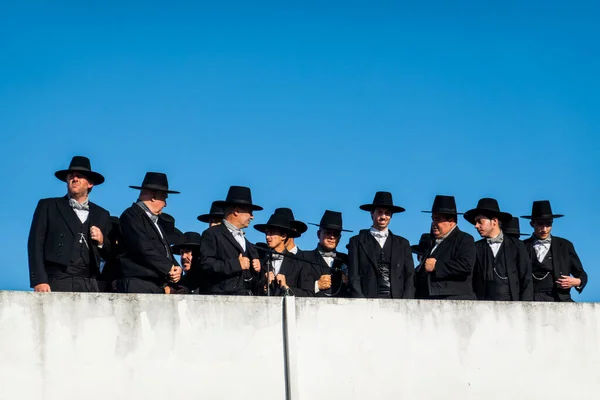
top-left (567, 241), bottom-right (587, 292)
top-left (120, 210), bottom-right (173, 276)
top-left (199, 230), bottom-right (243, 277)
top-left (433, 234), bottom-right (476, 280)
top-left (347, 238), bottom-right (365, 298)
top-left (518, 241), bottom-right (533, 301)
top-left (401, 239), bottom-right (415, 299)
top-left (471, 245), bottom-right (485, 300)
top-left (290, 260), bottom-right (315, 297)
top-left (96, 210), bottom-right (112, 261)
top-left (27, 200), bottom-right (49, 287)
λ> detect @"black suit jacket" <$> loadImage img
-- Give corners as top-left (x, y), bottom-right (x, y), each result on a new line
top-left (199, 223), bottom-right (261, 295)
top-left (261, 251), bottom-right (314, 297)
top-left (416, 227), bottom-right (476, 299)
top-left (302, 249), bottom-right (350, 298)
top-left (473, 235), bottom-right (533, 301)
top-left (118, 203), bottom-right (179, 281)
top-left (347, 229), bottom-right (415, 299)
top-left (27, 196), bottom-right (111, 287)
top-left (523, 236), bottom-right (588, 301)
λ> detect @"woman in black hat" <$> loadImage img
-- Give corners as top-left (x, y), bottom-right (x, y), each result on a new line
top-left (347, 191), bottom-right (415, 299)
top-left (416, 195), bottom-right (477, 300)
top-left (117, 172), bottom-right (183, 294)
top-left (254, 213), bottom-right (314, 296)
top-left (27, 156), bottom-right (112, 293)
top-left (302, 210), bottom-right (352, 297)
top-left (199, 186), bottom-right (263, 295)
top-left (521, 200), bottom-right (588, 302)
top-left (464, 198), bottom-right (533, 301)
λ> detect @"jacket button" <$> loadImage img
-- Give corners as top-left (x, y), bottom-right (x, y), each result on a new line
top-left (60, 234), bottom-right (65, 237)
top-left (58, 244), bottom-right (63, 247)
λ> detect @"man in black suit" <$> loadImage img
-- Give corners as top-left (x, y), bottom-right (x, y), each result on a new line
top-left (416, 195), bottom-right (477, 300)
top-left (302, 210), bottom-right (352, 298)
top-left (348, 191), bottom-right (415, 299)
top-left (522, 200), bottom-right (588, 302)
top-left (254, 213), bottom-right (314, 296)
top-left (27, 156), bottom-right (111, 292)
top-left (117, 172), bottom-right (182, 294)
top-left (172, 231), bottom-right (204, 294)
top-left (465, 198), bottom-right (533, 301)
top-left (273, 207), bottom-right (307, 255)
top-left (199, 186), bottom-right (263, 295)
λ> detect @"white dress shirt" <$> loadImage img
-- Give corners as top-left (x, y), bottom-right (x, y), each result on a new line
top-left (223, 220), bottom-right (246, 251)
top-left (369, 227), bottom-right (389, 248)
top-left (533, 237), bottom-right (551, 262)
top-left (289, 246), bottom-right (299, 255)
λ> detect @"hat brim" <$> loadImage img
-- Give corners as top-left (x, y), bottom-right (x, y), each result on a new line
top-left (171, 243), bottom-right (201, 253)
top-left (290, 220), bottom-right (308, 234)
top-left (307, 223), bottom-right (353, 233)
top-left (359, 204), bottom-right (406, 213)
top-left (504, 231), bottom-right (529, 237)
top-left (520, 214), bottom-right (564, 220)
top-left (129, 185), bottom-right (180, 194)
top-left (213, 200), bottom-right (263, 211)
top-left (55, 169), bottom-right (105, 185)
top-left (197, 213), bottom-right (224, 223)
top-left (254, 223), bottom-right (301, 238)
top-left (464, 209), bottom-right (513, 225)
top-left (421, 211), bottom-right (464, 215)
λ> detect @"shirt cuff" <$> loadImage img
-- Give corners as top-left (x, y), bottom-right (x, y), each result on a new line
top-left (314, 281), bottom-right (320, 294)
top-left (97, 244), bottom-right (103, 249)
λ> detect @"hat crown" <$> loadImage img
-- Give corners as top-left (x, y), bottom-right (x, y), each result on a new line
top-left (371, 191), bottom-right (394, 206)
top-left (274, 207), bottom-right (294, 221)
top-left (418, 233), bottom-right (432, 247)
top-left (430, 195), bottom-right (458, 214)
top-left (209, 201), bottom-right (224, 215)
top-left (141, 172), bottom-right (169, 189)
top-left (68, 156), bottom-right (93, 171)
top-left (475, 198), bottom-right (501, 213)
top-left (182, 231), bottom-right (202, 244)
top-left (503, 217), bottom-right (521, 234)
top-left (265, 213), bottom-right (294, 230)
top-left (320, 210), bottom-right (344, 229)
top-left (225, 185), bottom-right (254, 205)
top-left (531, 200), bottom-right (553, 218)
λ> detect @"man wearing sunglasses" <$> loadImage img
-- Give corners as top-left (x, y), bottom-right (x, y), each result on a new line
top-left (522, 200), bottom-right (588, 302)
top-left (303, 210), bottom-right (352, 297)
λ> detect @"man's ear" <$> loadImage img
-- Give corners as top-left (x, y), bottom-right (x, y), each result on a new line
top-left (317, 230), bottom-right (321, 240)
top-left (530, 221), bottom-right (535, 228)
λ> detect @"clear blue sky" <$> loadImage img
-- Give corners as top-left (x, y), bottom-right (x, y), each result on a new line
top-left (1, 2), bottom-right (598, 300)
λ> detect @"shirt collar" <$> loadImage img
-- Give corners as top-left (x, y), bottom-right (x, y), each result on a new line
top-left (223, 219), bottom-right (244, 235)
top-left (436, 225), bottom-right (457, 243)
top-left (369, 227), bottom-right (389, 237)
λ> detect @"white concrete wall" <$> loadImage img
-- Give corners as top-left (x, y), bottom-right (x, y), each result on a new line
top-left (0, 292), bottom-right (286, 400)
top-left (291, 298), bottom-right (600, 400)
top-left (0, 292), bottom-right (599, 400)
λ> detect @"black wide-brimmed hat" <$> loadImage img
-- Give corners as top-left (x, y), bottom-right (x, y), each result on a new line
top-left (521, 200), bottom-right (564, 220)
top-left (274, 207), bottom-right (307, 234)
top-left (158, 213), bottom-right (184, 245)
top-left (129, 172), bottom-right (180, 194)
top-left (503, 217), bottom-right (528, 237)
top-left (411, 233), bottom-right (432, 256)
top-left (171, 231), bottom-right (202, 253)
top-left (254, 213), bottom-right (301, 238)
top-left (359, 191), bottom-right (405, 214)
top-left (464, 198), bottom-right (513, 225)
top-left (197, 201), bottom-right (225, 223)
top-left (214, 186), bottom-right (263, 211)
top-left (309, 210), bottom-right (353, 232)
top-left (55, 156), bottom-right (105, 185)
top-left (422, 195), bottom-right (463, 215)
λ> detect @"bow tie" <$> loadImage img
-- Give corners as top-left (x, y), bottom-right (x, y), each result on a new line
top-left (320, 251), bottom-right (336, 258)
top-left (487, 237), bottom-right (503, 245)
top-left (271, 254), bottom-right (284, 261)
top-left (371, 231), bottom-right (388, 238)
top-left (69, 198), bottom-right (89, 211)
top-left (535, 238), bottom-right (551, 246)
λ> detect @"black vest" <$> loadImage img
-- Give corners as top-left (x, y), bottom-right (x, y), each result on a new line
top-left (483, 243), bottom-right (511, 301)
top-left (66, 216), bottom-right (93, 277)
top-left (369, 234), bottom-right (393, 298)
top-left (532, 246), bottom-right (554, 293)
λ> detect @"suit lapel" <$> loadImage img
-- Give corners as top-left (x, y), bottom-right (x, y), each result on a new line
top-left (57, 196), bottom-right (83, 236)
top-left (219, 224), bottom-right (245, 254)
top-left (388, 232), bottom-right (401, 280)
top-left (551, 238), bottom-right (562, 279)
top-left (359, 231), bottom-right (378, 269)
